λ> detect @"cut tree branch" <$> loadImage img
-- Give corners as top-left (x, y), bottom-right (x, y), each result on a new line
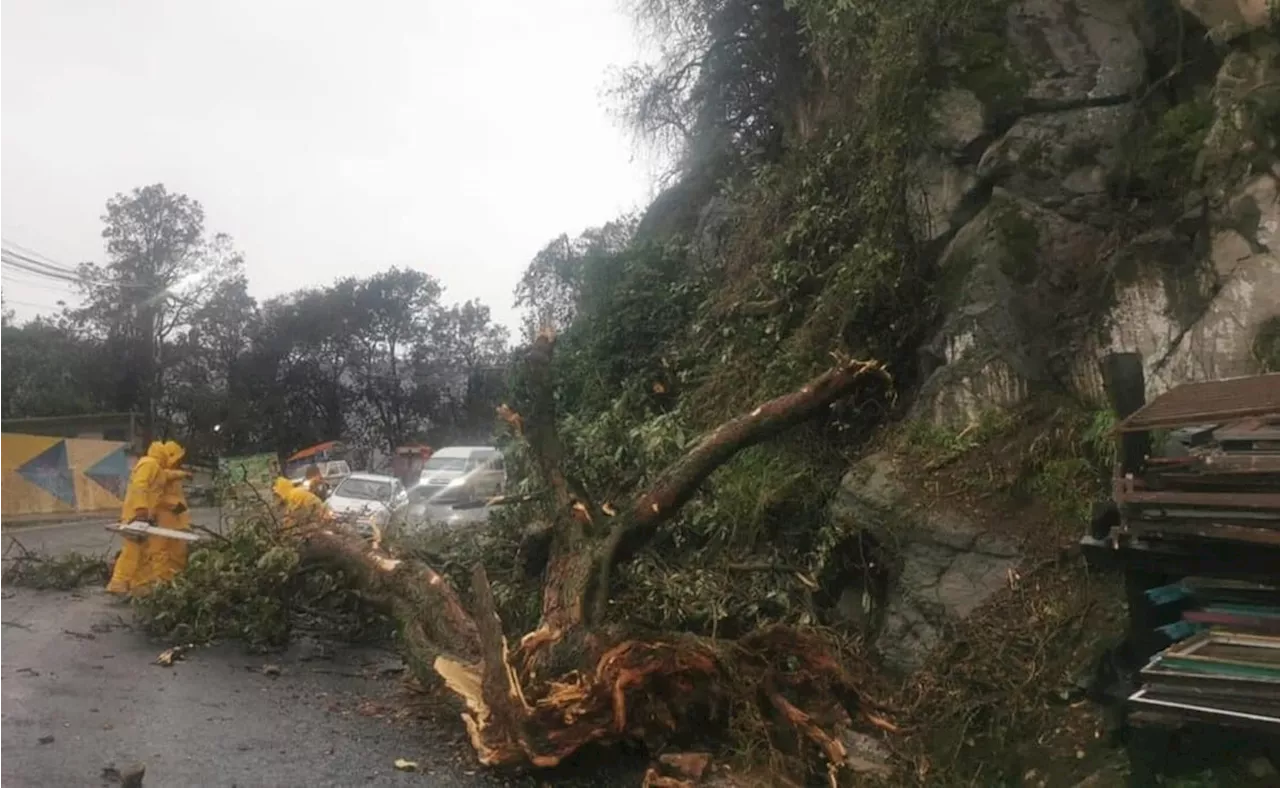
top-left (589, 356), bottom-right (891, 622)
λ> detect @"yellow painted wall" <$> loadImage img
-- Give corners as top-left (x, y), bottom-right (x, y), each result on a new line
top-left (1, 433), bottom-right (134, 517)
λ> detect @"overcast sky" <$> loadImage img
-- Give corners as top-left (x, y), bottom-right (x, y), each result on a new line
top-left (1, 0), bottom-right (656, 334)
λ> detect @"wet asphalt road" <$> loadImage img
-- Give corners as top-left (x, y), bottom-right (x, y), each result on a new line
top-left (1, 518), bottom-right (644, 788)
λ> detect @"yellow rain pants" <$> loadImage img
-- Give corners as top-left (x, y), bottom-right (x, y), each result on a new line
top-left (146, 441), bottom-right (193, 586)
top-left (106, 440), bottom-right (191, 596)
top-left (106, 441), bottom-right (167, 595)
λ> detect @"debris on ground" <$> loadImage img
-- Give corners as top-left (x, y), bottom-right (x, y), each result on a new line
top-left (154, 644), bottom-right (193, 667)
top-left (2, 539), bottom-right (110, 590)
top-left (102, 762), bottom-right (146, 786)
top-left (393, 758), bottom-right (419, 772)
top-left (121, 763), bottom-right (146, 788)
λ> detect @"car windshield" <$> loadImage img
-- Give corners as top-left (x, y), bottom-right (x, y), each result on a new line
top-left (334, 478), bottom-right (392, 502)
top-left (423, 457), bottom-right (466, 472)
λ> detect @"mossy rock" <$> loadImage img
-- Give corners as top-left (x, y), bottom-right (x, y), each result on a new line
top-left (953, 30), bottom-right (1031, 118)
top-left (991, 201), bottom-right (1041, 284)
top-left (937, 193), bottom-right (1041, 305)
top-left (1199, 39), bottom-right (1280, 196)
top-left (1120, 98), bottom-right (1215, 202)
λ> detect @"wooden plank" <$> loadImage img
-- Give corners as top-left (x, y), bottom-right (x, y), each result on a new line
top-left (1128, 688), bottom-right (1280, 729)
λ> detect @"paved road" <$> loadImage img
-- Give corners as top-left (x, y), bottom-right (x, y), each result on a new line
top-left (1, 516), bottom-right (642, 787)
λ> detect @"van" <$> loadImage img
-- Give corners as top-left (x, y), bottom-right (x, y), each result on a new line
top-left (414, 446), bottom-right (505, 502)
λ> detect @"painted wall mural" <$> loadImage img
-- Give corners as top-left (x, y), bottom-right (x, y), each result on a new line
top-left (2, 433), bottom-right (134, 517)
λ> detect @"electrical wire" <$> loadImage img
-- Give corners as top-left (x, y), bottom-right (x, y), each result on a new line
top-left (1, 255), bottom-right (82, 284)
top-left (0, 248), bottom-right (150, 290)
top-left (1, 270), bottom-right (79, 293)
top-left (0, 245), bottom-right (82, 276)
top-left (0, 239), bottom-right (73, 268)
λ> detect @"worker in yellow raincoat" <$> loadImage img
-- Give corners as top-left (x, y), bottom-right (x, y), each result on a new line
top-left (148, 440), bottom-right (194, 584)
top-left (302, 464), bottom-right (331, 500)
top-left (272, 476), bottom-right (326, 529)
top-left (107, 441), bottom-right (176, 596)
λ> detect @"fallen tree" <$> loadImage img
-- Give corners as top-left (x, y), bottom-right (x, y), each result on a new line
top-left (282, 331), bottom-right (896, 784)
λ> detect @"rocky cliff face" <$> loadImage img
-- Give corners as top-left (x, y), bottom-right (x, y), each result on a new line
top-left (913, 0), bottom-right (1278, 424)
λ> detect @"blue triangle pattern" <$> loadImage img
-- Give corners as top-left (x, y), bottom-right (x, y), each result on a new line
top-left (85, 447), bottom-right (130, 499)
top-left (17, 440), bottom-right (77, 507)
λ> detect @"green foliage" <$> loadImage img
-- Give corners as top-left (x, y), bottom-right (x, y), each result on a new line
top-left (1125, 99), bottom-right (1215, 202)
top-left (609, 429), bottom-right (845, 636)
top-left (396, 509), bottom-right (543, 635)
top-left (1, 548), bottom-right (111, 590)
top-left (902, 403), bottom-right (1116, 523)
top-left (4, 183), bottom-right (511, 461)
top-left (500, 0), bottom-right (1031, 638)
top-left (902, 408), bottom-right (1018, 464)
top-left (0, 317), bottom-right (113, 419)
top-left (1253, 315), bottom-right (1280, 373)
top-left (133, 513), bottom-right (388, 649)
top-left (552, 240), bottom-right (707, 419)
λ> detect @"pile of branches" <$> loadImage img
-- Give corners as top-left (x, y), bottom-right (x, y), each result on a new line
top-left (132, 510), bottom-right (390, 649)
top-left (271, 331), bottom-right (900, 786)
top-left (2, 538), bottom-right (111, 590)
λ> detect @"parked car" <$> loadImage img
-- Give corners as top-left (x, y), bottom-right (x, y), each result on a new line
top-left (404, 483), bottom-right (494, 532)
top-left (415, 446), bottom-right (505, 502)
top-left (325, 472), bottom-right (409, 538)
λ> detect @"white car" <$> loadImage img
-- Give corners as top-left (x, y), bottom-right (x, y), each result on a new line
top-left (325, 473), bottom-right (408, 538)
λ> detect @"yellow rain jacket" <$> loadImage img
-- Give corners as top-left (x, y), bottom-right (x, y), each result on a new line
top-left (104, 440), bottom-right (190, 593)
top-left (107, 441), bottom-right (174, 595)
top-left (273, 476), bottom-right (326, 528)
top-left (147, 441), bottom-right (194, 584)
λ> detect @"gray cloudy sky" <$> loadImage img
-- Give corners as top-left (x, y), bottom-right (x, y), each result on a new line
top-left (1, 0), bottom-right (655, 333)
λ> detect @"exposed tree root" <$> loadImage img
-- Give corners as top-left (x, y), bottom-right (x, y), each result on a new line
top-left (280, 337), bottom-right (894, 783)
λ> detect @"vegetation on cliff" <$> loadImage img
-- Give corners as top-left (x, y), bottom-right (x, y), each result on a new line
top-left (23, 1), bottom-right (1273, 785)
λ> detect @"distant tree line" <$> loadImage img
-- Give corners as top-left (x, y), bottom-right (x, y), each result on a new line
top-left (1, 184), bottom-right (510, 463)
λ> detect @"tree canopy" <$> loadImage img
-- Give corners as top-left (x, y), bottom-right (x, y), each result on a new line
top-left (2, 184), bottom-right (511, 463)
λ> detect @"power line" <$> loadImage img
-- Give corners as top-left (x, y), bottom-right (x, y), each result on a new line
top-left (1, 240), bottom-right (209, 297)
top-left (1, 251), bottom-right (150, 290)
top-left (0, 275), bottom-right (72, 295)
top-left (1, 248), bottom-right (82, 278)
top-left (2, 258), bottom-right (80, 285)
top-left (0, 239), bottom-right (75, 270)
top-left (0, 245), bottom-right (81, 276)
top-left (0, 244), bottom-right (78, 270)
